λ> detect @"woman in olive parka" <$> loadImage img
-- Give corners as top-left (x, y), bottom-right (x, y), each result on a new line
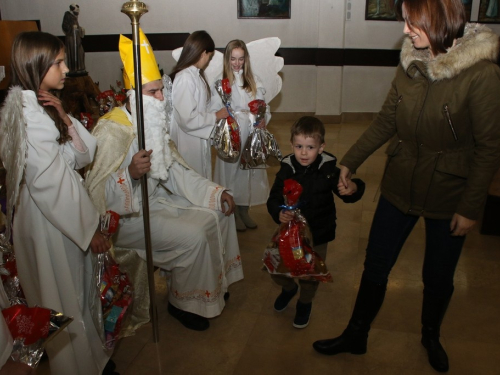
top-left (313, 0), bottom-right (500, 373)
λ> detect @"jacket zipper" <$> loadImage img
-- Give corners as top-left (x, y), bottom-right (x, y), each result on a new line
top-left (443, 104), bottom-right (458, 141)
top-left (395, 95), bottom-right (403, 111)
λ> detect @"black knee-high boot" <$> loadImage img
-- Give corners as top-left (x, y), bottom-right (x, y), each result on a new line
top-left (313, 274), bottom-right (387, 355)
top-left (421, 292), bottom-right (452, 372)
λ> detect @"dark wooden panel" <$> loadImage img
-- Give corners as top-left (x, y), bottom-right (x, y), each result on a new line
top-left (58, 32), bottom-right (190, 53)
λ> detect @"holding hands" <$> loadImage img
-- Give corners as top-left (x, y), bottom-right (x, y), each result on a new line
top-left (337, 165), bottom-right (357, 196)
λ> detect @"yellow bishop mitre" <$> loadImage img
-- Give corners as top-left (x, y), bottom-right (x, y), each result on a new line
top-left (119, 29), bottom-right (161, 89)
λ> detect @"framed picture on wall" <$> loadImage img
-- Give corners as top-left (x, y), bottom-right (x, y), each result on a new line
top-left (365, 0), bottom-right (473, 21)
top-left (238, 0), bottom-right (291, 19)
top-left (478, 0), bottom-right (500, 23)
top-left (365, 0), bottom-right (398, 21)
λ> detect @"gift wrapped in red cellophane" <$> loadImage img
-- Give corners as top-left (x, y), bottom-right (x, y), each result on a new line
top-left (2, 298), bottom-right (73, 368)
top-left (263, 179), bottom-right (332, 282)
top-left (89, 211), bottom-right (133, 351)
top-left (212, 78), bottom-right (241, 162)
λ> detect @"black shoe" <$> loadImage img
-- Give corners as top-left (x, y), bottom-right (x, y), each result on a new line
top-left (274, 284), bottom-right (298, 312)
top-left (293, 301), bottom-right (312, 328)
top-left (102, 359), bottom-right (120, 375)
top-left (422, 336), bottom-right (449, 372)
top-left (224, 292), bottom-right (230, 301)
top-left (312, 330), bottom-right (367, 355)
top-left (168, 302), bottom-right (209, 331)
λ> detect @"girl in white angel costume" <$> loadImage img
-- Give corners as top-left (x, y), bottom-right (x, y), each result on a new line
top-left (0, 32), bottom-right (113, 375)
top-left (212, 38), bottom-right (283, 231)
top-left (169, 30), bottom-right (230, 180)
top-left (172, 37), bottom-right (283, 230)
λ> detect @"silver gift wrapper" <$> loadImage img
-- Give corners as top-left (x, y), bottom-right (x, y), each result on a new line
top-left (240, 127), bottom-right (282, 169)
top-left (6, 298), bottom-right (73, 368)
top-left (212, 80), bottom-right (241, 162)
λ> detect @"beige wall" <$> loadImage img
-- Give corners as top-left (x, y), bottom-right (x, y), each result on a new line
top-left (1, 0), bottom-right (499, 115)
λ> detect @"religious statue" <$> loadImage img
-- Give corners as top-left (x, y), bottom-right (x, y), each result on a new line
top-left (62, 3), bottom-right (87, 75)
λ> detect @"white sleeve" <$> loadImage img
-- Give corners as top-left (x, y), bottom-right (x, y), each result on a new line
top-left (103, 146), bottom-right (141, 216)
top-left (164, 161), bottom-right (225, 211)
top-left (24, 108), bottom-right (99, 250)
top-left (68, 116), bottom-right (97, 169)
top-left (172, 73), bottom-right (216, 140)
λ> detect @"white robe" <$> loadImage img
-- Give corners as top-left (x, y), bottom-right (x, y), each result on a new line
top-left (170, 65), bottom-right (217, 180)
top-left (0, 284), bottom-right (13, 369)
top-left (91, 108), bottom-right (243, 318)
top-left (12, 91), bottom-right (109, 375)
top-left (213, 71), bottom-right (270, 205)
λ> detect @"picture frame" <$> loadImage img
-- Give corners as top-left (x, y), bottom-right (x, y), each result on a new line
top-left (365, 0), bottom-right (473, 21)
top-left (365, 0), bottom-right (398, 21)
top-left (478, 0), bottom-right (500, 23)
top-left (237, 0), bottom-right (291, 19)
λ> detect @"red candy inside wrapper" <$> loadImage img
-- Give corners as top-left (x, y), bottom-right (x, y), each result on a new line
top-left (79, 112), bottom-right (94, 130)
top-left (222, 78), bottom-right (232, 94)
top-left (263, 179), bottom-right (332, 282)
top-left (212, 78), bottom-right (241, 162)
top-left (89, 211), bottom-right (134, 351)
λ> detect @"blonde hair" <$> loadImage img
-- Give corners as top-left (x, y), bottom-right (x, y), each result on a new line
top-left (223, 40), bottom-right (257, 98)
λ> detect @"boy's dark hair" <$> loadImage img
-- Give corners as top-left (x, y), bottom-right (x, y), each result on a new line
top-left (290, 116), bottom-right (325, 144)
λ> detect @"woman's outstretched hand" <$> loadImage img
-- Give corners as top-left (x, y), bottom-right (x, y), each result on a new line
top-left (339, 165), bottom-right (352, 189)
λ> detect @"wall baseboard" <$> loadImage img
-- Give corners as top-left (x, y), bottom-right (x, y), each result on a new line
top-left (271, 112), bottom-right (376, 123)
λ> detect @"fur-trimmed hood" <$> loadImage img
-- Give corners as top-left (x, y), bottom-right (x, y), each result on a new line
top-left (401, 23), bottom-right (499, 81)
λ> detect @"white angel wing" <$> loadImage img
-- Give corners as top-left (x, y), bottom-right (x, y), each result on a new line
top-left (172, 48), bottom-right (224, 90)
top-left (0, 87), bottom-right (27, 243)
top-left (172, 37), bottom-right (284, 102)
top-left (247, 37), bottom-right (284, 103)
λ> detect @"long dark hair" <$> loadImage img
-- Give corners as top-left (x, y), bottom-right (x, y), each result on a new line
top-left (10, 31), bottom-right (70, 144)
top-left (396, 0), bottom-right (466, 56)
top-left (170, 30), bottom-right (215, 101)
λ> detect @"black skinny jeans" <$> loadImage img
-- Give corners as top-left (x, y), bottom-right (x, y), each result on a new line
top-left (363, 196), bottom-right (465, 300)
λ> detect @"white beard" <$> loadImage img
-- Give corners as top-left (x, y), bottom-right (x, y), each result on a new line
top-left (128, 90), bottom-right (173, 180)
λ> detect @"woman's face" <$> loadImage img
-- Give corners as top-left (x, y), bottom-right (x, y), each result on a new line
top-left (230, 48), bottom-right (245, 72)
top-left (402, 5), bottom-right (431, 52)
top-left (40, 49), bottom-right (68, 91)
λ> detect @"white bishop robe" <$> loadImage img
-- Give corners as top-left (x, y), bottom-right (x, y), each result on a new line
top-left (86, 107), bottom-right (243, 318)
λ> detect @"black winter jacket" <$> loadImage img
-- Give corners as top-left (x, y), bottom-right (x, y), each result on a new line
top-left (267, 152), bottom-right (365, 245)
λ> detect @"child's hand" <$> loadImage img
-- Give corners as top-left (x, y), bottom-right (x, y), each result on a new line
top-left (38, 89), bottom-right (71, 125)
top-left (279, 209), bottom-right (295, 224)
top-left (338, 179), bottom-right (358, 196)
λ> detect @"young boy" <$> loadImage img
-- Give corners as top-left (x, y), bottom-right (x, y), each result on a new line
top-left (267, 116), bottom-right (365, 328)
